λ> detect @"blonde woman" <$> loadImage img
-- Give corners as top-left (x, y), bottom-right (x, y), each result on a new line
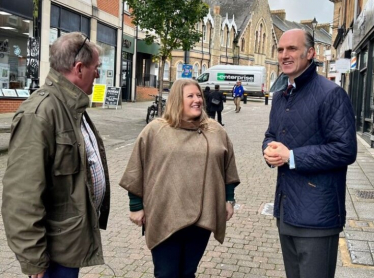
top-left (119, 79), bottom-right (240, 278)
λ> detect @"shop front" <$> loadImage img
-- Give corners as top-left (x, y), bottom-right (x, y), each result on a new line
top-left (350, 0), bottom-right (374, 146)
top-left (121, 34), bottom-right (134, 101)
top-left (0, 0), bottom-right (33, 112)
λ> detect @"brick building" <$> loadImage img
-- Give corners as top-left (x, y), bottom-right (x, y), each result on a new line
top-left (166, 0), bottom-right (279, 91)
top-left (271, 10), bottom-right (332, 79)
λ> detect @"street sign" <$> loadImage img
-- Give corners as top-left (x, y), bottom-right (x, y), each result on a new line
top-left (181, 64), bottom-right (193, 78)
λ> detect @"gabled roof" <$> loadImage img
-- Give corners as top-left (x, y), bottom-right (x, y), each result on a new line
top-left (203, 0), bottom-right (256, 31)
top-left (272, 15), bottom-right (332, 45)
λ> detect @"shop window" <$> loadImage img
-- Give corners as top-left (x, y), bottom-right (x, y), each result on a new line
top-left (163, 62), bottom-right (169, 80)
top-left (0, 12), bottom-right (30, 90)
top-left (96, 23), bottom-right (117, 87)
top-left (50, 4), bottom-right (90, 41)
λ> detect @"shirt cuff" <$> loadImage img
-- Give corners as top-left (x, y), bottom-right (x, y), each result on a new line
top-left (289, 150), bottom-right (296, 169)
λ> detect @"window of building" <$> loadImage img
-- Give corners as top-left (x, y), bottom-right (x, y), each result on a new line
top-left (202, 64), bottom-right (207, 73)
top-left (203, 24), bottom-right (207, 42)
top-left (270, 72), bottom-right (276, 88)
top-left (255, 31), bottom-right (258, 53)
top-left (194, 64), bottom-right (199, 78)
top-left (50, 4), bottom-right (90, 44)
top-left (0, 12), bottom-right (30, 90)
top-left (316, 45), bottom-right (320, 55)
top-left (241, 38), bottom-right (245, 52)
top-left (124, 1), bottom-right (130, 12)
top-left (163, 62), bottom-right (169, 80)
top-left (177, 62), bottom-right (183, 79)
top-left (220, 30), bottom-right (224, 47)
top-left (96, 22), bottom-right (117, 87)
top-left (262, 33), bottom-right (266, 54)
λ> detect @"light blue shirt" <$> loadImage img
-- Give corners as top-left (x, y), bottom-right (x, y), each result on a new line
top-left (287, 79), bottom-right (296, 169)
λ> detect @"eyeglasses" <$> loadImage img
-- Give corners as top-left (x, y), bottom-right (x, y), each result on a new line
top-left (74, 36), bottom-right (89, 65)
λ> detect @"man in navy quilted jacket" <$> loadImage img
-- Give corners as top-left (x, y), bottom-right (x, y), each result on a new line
top-left (262, 29), bottom-right (357, 278)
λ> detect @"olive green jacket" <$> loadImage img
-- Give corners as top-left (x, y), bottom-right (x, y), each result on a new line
top-left (1, 69), bottom-right (110, 275)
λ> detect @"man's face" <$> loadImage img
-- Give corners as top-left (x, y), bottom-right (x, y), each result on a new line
top-left (79, 49), bottom-right (100, 95)
top-left (277, 30), bottom-right (314, 82)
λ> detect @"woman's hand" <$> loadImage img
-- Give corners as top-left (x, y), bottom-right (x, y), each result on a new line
top-left (129, 210), bottom-right (145, 227)
top-left (226, 202), bottom-right (234, 221)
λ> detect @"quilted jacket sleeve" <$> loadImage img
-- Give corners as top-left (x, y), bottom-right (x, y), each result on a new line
top-left (293, 87), bottom-right (357, 173)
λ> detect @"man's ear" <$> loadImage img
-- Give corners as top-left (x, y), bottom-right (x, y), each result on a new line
top-left (73, 62), bottom-right (82, 74)
top-left (307, 47), bottom-right (315, 60)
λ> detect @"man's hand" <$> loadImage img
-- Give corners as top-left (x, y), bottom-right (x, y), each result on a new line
top-left (129, 210), bottom-right (145, 227)
top-left (264, 141), bottom-right (290, 167)
top-left (30, 271), bottom-right (45, 278)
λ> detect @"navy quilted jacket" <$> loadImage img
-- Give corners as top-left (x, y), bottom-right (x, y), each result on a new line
top-left (263, 63), bottom-right (357, 229)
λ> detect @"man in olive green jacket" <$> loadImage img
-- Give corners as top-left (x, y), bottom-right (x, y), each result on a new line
top-left (2, 32), bottom-right (110, 278)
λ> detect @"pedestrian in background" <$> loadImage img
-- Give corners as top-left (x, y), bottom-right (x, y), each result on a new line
top-left (120, 79), bottom-right (240, 278)
top-left (203, 86), bottom-right (211, 113)
top-left (208, 84), bottom-right (225, 126)
top-left (2, 32), bottom-right (111, 278)
top-left (262, 29), bottom-right (357, 278)
top-left (232, 80), bottom-right (244, 112)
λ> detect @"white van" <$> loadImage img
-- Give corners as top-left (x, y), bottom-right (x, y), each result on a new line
top-left (196, 65), bottom-right (267, 100)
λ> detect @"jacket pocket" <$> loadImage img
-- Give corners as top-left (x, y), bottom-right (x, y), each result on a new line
top-left (54, 130), bottom-right (79, 176)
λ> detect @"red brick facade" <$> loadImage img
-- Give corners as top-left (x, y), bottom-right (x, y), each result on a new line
top-left (0, 99), bottom-right (25, 113)
top-left (97, 0), bottom-right (119, 17)
top-left (136, 86), bottom-right (159, 102)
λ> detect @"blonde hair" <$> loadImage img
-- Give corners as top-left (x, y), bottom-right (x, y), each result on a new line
top-left (161, 79), bottom-right (210, 129)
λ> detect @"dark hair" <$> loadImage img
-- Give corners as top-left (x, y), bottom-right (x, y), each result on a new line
top-left (215, 84), bottom-right (220, 90)
top-left (204, 86), bottom-right (210, 92)
top-left (305, 31), bottom-right (314, 49)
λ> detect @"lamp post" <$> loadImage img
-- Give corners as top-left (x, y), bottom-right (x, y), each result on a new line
top-left (312, 17), bottom-right (318, 44)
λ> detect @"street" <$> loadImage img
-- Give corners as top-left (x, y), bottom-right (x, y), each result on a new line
top-left (0, 98), bottom-right (374, 278)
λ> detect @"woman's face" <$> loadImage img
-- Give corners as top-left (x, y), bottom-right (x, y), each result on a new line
top-left (182, 84), bottom-right (203, 121)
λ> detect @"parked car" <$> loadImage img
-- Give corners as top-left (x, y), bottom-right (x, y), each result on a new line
top-left (269, 73), bottom-right (288, 98)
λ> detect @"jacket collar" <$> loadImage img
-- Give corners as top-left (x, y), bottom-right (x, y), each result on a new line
top-left (293, 61), bottom-right (318, 90)
top-left (180, 119), bottom-right (201, 131)
top-left (45, 68), bottom-right (90, 113)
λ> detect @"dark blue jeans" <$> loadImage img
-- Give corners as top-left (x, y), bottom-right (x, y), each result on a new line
top-left (42, 261), bottom-right (79, 278)
top-left (151, 225), bottom-right (211, 278)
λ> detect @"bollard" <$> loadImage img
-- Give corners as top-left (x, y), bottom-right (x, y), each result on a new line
top-left (264, 94), bottom-right (269, 105)
top-left (243, 94), bottom-right (247, 104)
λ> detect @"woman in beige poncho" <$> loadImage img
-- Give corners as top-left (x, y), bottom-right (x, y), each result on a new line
top-left (119, 79), bottom-right (240, 277)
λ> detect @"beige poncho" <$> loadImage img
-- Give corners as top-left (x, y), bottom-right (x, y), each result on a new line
top-left (119, 119), bottom-right (240, 249)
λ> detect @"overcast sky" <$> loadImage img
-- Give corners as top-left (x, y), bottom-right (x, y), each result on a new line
top-left (268, 0), bottom-right (334, 25)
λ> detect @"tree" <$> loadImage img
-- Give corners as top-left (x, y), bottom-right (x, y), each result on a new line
top-left (126, 0), bottom-right (209, 114)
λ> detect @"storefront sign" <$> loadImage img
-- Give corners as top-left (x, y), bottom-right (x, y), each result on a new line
top-left (353, 0), bottom-right (374, 50)
top-left (0, 0), bottom-right (33, 20)
top-left (92, 84), bottom-right (106, 103)
top-left (105, 86), bottom-right (121, 109)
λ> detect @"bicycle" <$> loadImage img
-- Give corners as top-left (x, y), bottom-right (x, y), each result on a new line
top-left (146, 94), bottom-right (166, 124)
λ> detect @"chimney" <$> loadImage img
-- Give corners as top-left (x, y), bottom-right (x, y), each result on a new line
top-left (214, 6), bottom-right (220, 15)
top-left (271, 9), bottom-right (286, 20)
top-left (318, 23), bottom-right (331, 33)
top-left (300, 19), bottom-right (314, 30)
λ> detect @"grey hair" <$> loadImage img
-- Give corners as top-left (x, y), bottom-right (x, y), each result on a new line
top-left (50, 32), bottom-right (102, 73)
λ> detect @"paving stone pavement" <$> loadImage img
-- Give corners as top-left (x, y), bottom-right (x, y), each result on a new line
top-left (0, 98), bottom-right (374, 277)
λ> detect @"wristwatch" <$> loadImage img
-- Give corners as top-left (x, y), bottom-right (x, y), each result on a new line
top-left (226, 200), bottom-right (236, 207)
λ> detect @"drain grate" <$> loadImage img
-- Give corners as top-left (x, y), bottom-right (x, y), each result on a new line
top-left (356, 190), bottom-right (374, 199)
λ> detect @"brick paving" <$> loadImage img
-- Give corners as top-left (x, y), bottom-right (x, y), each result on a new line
top-left (0, 99), bottom-right (374, 277)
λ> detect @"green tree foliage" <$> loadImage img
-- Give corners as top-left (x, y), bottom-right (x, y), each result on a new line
top-left (126, 0), bottom-right (209, 103)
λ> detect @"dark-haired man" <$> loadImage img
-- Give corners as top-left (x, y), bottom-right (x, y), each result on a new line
top-left (262, 29), bottom-right (357, 278)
